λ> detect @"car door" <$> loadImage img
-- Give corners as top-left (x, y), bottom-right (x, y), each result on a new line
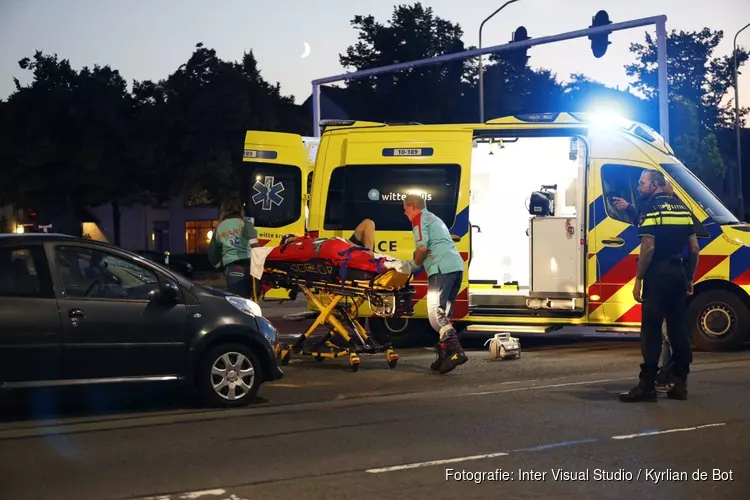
top-left (49, 242), bottom-right (190, 380)
top-left (0, 243), bottom-right (62, 384)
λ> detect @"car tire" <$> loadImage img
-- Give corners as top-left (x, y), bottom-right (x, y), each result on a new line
top-left (687, 289), bottom-right (750, 352)
top-left (198, 343), bottom-right (263, 408)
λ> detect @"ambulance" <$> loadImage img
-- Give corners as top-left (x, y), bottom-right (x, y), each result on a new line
top-left (240, 112), bottom-right (750, 352)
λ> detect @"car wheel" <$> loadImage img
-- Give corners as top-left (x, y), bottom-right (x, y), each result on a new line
top-left (198, 343), bottom-right (262, 408)
top-left (687, 289), bottom-right (750, 352)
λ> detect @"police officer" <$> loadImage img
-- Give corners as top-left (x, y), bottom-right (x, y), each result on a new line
top-left (619, 170), bottom-right (700, 402)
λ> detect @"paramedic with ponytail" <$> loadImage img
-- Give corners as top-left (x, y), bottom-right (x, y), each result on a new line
top-left (208, 195), bottom-right (260, 299)
top-left (403, 194), bottom-right (468, 374)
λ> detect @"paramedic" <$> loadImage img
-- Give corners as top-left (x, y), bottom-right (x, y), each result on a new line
top-left (403, 194), bottom-right (468, 374)
top-left (208, 195), bottom-right (260, 298)
top-left (619, 170), bottom-right (699, 403)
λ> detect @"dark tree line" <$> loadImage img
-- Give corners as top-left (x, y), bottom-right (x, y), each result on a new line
top-left (0, 2), bottom-right (748, 241)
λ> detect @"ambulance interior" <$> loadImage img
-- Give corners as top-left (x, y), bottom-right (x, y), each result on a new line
top-left (468, 135), bottom-right (587, 313)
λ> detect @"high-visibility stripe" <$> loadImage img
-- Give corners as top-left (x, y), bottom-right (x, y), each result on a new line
top-left (639, 216), bottom-right (693, 227)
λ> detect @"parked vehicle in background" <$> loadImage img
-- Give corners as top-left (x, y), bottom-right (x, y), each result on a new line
top-left (135, 249), bottom-right (194, 278)
top-left (0, 233), bottom-right (283, 408)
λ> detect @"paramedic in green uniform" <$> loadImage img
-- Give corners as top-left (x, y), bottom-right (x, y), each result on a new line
top-left (619, 170), bottom-right (699, 403)
top-left (208, 195), bottom-right (260, 299)
top-left (403, 194), bottom-right (468, 374)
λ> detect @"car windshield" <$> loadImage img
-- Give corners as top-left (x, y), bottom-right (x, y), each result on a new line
top-left (661, 162), bottom-right (739, 225)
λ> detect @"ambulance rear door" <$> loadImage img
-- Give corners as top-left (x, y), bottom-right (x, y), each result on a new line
top-left (241, 131), bottom-right (311, 243)
top-left (242, 131), bottom-right (311, 301)
top-left (318, 126), bottom-right (474, 316)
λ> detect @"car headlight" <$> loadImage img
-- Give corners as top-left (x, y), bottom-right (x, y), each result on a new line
top-left (226, 296), bottom-right (263, 317)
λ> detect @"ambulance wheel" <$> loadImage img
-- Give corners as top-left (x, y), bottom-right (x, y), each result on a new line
top-left (687, 289), bottom-right (750, 352)
top-left (370, 318), bottom-right (431, 348)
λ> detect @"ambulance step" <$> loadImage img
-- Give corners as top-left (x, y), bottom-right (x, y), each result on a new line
top-left (465, 324), bottom-right (560, 334)
top-left (468, 306), bottom-right (584, 318)
top-left (595, 327), bottom-right (641, 334)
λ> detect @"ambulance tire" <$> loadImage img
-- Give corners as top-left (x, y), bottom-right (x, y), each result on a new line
top-left (370, 318), bottom-right (432, 348)
top-left (687, 289), bottom-right (750, 352)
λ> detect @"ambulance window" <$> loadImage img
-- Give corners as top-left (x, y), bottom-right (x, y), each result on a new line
top-left (601, 164), bottom-right (645, 224)
top-left (661, 162), bottom-right (739, 226)
top-left (324, 164), bottom-right (461, 231)
top-left (242, 164), bottom-right (302, 228)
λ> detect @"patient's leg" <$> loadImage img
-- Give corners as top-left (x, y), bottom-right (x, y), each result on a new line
top-left (350, 218), bottom-right (375, 251)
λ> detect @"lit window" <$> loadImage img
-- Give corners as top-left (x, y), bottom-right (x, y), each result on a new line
top-left (185, 220), bottom-right (218, 254)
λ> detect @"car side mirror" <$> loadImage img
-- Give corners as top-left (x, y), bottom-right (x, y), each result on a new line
top-left (149, 280), bottom-right (180, 303)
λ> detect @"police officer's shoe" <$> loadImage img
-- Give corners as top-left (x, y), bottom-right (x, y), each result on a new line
top-left (438, 340), bottom-right (468, 374)
top-left (666, 380), bottom-right (688, 400)
top-left (619, 381), bottom-right (657, 402)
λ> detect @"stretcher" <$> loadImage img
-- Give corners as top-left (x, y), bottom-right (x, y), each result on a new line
top-left (250, 235), bottom-right (415, 371)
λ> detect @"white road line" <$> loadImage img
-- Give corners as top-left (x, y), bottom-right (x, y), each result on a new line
top-left (465, 377), bottom-right (631, 396)
top-left (366, 452), bottom-right (509, 473)
top-left (611, 423), bottom-right (726, 440)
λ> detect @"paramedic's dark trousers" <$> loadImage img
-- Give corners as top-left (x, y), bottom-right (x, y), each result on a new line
top-left (224, 259), bottom-right (252, 299)
top-left (427, 271), bottom-right (462, 339)
top-left (640, 260), bottom-right (692, 383)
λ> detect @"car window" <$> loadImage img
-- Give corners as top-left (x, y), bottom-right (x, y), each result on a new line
top-left (55, 246), bottom-right (160, 300)
top-left (0, 246), bottom-right (52, 298)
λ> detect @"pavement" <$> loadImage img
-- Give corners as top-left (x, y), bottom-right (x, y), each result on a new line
top-left (1, 301), bottom-right (749, 500)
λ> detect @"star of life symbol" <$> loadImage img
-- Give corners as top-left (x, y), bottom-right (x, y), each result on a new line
top-left (252, 176), bottom-right (285, 211)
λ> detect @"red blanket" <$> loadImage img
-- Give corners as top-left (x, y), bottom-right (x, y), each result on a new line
top-left (266, 235), bottom-right (386, 274)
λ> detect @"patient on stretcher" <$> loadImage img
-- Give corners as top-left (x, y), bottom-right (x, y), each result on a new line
top-left (250, 219), bottom-right (413, 284)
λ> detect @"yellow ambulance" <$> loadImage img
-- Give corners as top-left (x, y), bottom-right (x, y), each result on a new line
top-left (241, 113), bottom-right (750, 352)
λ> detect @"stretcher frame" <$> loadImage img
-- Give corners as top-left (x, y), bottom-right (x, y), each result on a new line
top-left (256, 266), bottom-right (415, 372)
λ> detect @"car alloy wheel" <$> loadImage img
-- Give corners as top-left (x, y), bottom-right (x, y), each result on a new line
top-left (211, 352), bottom-right (255, 401)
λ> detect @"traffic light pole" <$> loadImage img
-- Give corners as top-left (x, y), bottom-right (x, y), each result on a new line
top-left (312, 15), bottom-right (669, 141)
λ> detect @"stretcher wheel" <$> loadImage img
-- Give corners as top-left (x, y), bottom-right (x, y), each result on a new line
top-left (279, 349), bottom-right (291, 366)
top-left (388, 358), bottom-right (398, 369)
top-left (315, 355), bottom-right (324, 362)
top-left (349, 353), bottom-right (360, 372)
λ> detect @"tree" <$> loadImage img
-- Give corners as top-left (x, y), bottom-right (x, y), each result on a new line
top-left (0, 52), bottom-right (135, 238)
top-left (156, 44), bottom-right (302, 201)
top-left (625, 28), bottom-right (749, 205)
top-left (339, 3), bottom-right (473, 123)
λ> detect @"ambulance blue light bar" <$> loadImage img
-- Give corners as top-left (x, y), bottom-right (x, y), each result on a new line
top-left (243, 149), bottom-right (278, 159)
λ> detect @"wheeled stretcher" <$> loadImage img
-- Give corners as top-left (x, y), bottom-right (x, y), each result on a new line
top-left (250, 235), bottom-right (415, 371)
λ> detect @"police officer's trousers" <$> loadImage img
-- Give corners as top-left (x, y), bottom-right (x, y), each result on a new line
top-left (640, 260), bottom-right (693, 382)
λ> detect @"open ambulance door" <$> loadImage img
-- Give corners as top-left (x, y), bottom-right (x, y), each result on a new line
top-left (241, 130), bottom-right (313, 301)
top-left (320, 127), bottom-right (474, 345)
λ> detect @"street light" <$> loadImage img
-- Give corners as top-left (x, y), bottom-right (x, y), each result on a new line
top-left (734, 22), bottom-right (750, 221)
top-left (479, 0), bottom-right (521, 123)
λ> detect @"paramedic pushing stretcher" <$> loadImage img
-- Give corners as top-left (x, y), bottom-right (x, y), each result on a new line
top-left (619, 171), bottom-right (700, 403)
top-left (208, 196), bottom-right (261, 298)
top-left (403, 194), bottom-right (468, 374)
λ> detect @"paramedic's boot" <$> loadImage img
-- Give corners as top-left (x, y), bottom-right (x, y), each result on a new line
top-left (618, 373), bottom-right (657, 402)
top-left (430, 343), bottom-right (448, 371)
top-left (438, 336), bottom-right (468, 375)
top-left (666, 377), bottom-right (688, 400)
top-left (655, 368), bottom-right (675, 392)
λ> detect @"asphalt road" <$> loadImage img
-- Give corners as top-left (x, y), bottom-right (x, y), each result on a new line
top-left (1, 308), bottom-right (749, 500)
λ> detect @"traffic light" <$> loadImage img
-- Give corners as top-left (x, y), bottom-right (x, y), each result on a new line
top-left (508, 26), bottom-right (531, 69)
top-left (589, 10), bottom-right (612, 58)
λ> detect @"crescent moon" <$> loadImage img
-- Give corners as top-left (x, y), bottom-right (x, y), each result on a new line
top-left (301, 42), bottom-right (311, 58)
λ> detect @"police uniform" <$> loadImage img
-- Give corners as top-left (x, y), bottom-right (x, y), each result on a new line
top-left (620, 193), bottom-right (695, 402)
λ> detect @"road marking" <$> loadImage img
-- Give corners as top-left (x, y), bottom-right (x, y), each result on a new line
top-left (611, 422), bottom-right (726, 440)
top-left (465, 377), bottom-right (631, 396)
top-left (512, 438), bottom-right (599, 452)
top-left (366, 452), bottom-right (509, 473)
top-left (139, 488), bottom-right (229, 500)
top-left (366, 423), bottom-right (729, 473)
